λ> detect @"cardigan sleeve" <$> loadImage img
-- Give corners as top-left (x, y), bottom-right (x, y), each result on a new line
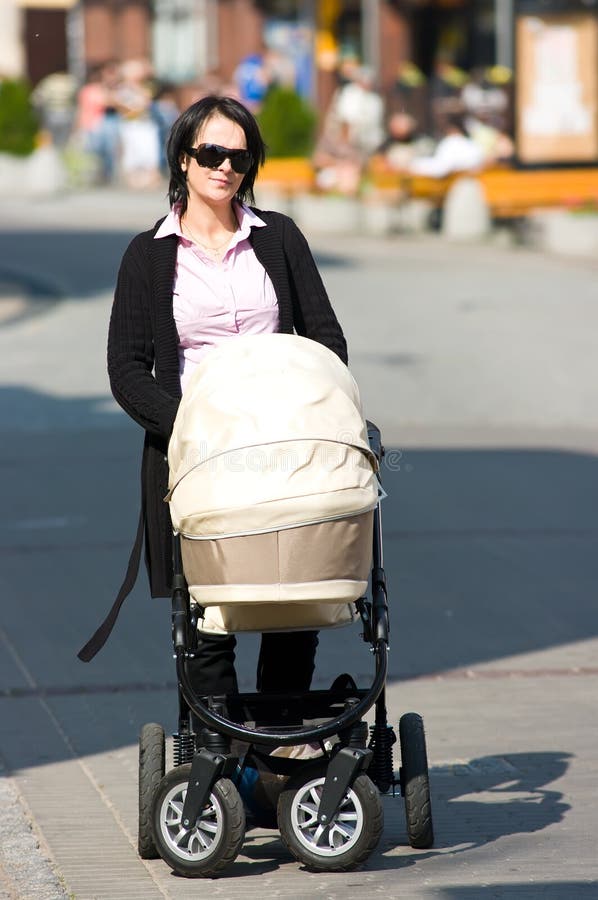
top-left (107, 235), bottom-right (180, 439)
top-left (281, 216), bottom-right (348, 364)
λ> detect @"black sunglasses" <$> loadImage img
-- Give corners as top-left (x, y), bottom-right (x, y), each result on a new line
top-left (185, 143), bottom-right (253, 175)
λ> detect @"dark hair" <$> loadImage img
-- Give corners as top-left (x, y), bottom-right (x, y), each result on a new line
top-left (443, 113), bottom-right (468, 136)
top-left (166, 96), bottom-right (266, 212)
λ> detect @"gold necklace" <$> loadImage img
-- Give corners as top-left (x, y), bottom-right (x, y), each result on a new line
top-left (182, 219), bottom-right (236, 255)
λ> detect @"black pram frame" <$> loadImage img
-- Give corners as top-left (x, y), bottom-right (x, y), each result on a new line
top-left (140, 423), bottom-right (434, 876)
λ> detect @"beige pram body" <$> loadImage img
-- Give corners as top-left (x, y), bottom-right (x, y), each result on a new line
top-left (140, 335), bottom-right (437, 878)
top-left (166, 333), bottom-right (379, 635)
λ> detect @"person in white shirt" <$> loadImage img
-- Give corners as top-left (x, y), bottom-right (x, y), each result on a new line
top-left (409, 114), bottom-right (484, 178)
top-left (333, 66), bottom-right (385, 157)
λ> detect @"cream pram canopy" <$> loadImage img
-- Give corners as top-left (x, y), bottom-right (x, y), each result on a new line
top-left (167, 333), bottom-right (378, 634)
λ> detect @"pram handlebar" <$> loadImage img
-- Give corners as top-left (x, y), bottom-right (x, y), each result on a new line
top-left (175, 640), bottom-right (388, 747)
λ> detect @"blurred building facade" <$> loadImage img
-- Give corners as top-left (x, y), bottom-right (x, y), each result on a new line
top-left (2, 0), bottom-right (596, 152)
top-left (0, 0), bottom-right (511, 90)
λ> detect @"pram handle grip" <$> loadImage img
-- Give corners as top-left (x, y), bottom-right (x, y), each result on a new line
top-left (366, 420), bottom-right (384, 463)
top-left (175, 641), bottom-right (388, 748)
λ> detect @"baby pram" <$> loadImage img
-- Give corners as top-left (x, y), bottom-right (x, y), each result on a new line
top-left (139, 334), bottom-right (434, 875)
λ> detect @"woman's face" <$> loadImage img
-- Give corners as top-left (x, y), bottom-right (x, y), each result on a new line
top-left (182, 114), bottom-right (247, 211)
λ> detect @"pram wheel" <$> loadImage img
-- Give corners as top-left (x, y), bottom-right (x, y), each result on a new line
top-left (399, 712), bottom-right (434, 849)
top-left (277, 763), bottom-right (383, 872)
top-left (138, 723), bottom-right (165, 859)
top-left (151, 765), bottom-right (245, 877)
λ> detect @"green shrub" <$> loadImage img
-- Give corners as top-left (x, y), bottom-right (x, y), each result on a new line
top-left (0, 78), bottom-right (39, 156)
top-left (258, 85), bottom-right (317, 158)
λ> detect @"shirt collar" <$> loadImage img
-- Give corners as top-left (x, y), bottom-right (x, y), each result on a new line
top-left (154, 202), bottom-right (266, 241)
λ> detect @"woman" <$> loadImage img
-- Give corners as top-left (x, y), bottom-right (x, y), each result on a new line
top-left (80, 96), bottom-right (347, 700)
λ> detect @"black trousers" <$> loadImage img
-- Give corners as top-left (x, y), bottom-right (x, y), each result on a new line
top-left (186, 629), bottom-right (319, 696)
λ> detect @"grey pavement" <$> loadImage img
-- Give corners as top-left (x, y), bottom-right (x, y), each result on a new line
top-left (1, 187), bottom-right (597, 899)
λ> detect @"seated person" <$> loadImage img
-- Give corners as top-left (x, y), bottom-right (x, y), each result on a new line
top-left (375, 112), bottom-right (433, 171)
top-left (312, 121), bottom-right (364, 196)
top-left (466, 113), bottom-right (515, 166)
top-left (409, 114), bottom-right (484, 178)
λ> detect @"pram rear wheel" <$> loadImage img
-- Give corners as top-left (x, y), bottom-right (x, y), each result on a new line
top-left (151, 765), bottom-right (245, 877)
top-left (138, 723), bottom-right (165, 859)
top-left (277, 763), bottom-right (383, 872)
top-left (399, 712), bottom-right (434, 849)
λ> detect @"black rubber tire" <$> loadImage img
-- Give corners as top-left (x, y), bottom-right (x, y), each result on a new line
top-left (138, 723), bottom-right (165, 859)
top-left (151, 766), bottom-right (245, 877)
top-left (399, 712), bottom-right (434, 849)
top-left (277, 763), bottom-right (383, 872)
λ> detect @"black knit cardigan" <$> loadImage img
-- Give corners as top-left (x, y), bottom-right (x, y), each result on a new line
top-left (79, 209), bottom-right (347, 660)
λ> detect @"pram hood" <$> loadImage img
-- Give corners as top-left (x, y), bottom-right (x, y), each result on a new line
top-left (167, 333), bottom-right (378, 540)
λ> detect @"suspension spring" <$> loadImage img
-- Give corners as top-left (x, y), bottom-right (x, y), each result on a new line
top-left (173, 731), bottom-right (195, 767)
top-left (368, 722), bottom-right (397, 794)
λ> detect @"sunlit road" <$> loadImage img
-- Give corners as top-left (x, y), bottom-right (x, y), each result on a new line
top-left (1, 188), bottom-right (597, 899)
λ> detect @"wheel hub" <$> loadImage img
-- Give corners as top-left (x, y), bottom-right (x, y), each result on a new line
top-left (158, 783), bottom-right (223, 861)
top-left (290, 776), bottom-right (364, 857)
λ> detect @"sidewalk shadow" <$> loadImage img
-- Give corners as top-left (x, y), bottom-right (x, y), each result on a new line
top-left (437, 884), bottom-right (597, 898)
top-left (322, 443), bottom-right (598, 681)
top-left (0, 229), bottom-right (353, 330)
top-left (372, 749), bottom-right (571, 872)
top-left (434, 881), bottom-right (598, 900)
top-left (0, 388), bottom-right (596, 769)
top-left (215, 750), bottom-right (570, 877)
top-left (0, 385), bottom-right (124, 431)
top-left (0, 230), bottom-right (135, 301)
top-left (0, 229), bottom-right (137, 329)
top-left (430, 750), bottom-right (569, 849)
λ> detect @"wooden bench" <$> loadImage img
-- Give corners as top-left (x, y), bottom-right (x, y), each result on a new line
top-left (256, 157), bottom-right (316, 195)
top-left (365, 156), bottom-right (456, 204)
top-left (477, 167), bottom-right (598, 218)
top-left (367, 157), bottom-right (598, 218)
top-left (257, 155), bottom-right (598, 220)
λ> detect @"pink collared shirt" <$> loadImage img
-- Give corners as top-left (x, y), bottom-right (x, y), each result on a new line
top-left (154, 202), bottom-right (279, 392)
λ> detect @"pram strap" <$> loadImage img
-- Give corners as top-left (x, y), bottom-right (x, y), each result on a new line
top-left (77, 507), bottom-right (144, 662)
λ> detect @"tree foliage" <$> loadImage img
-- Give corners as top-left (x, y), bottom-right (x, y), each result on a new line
top-left (258, 86), bottom-right (317, 158)
top-left (0, 78), bottom-right (39, 156)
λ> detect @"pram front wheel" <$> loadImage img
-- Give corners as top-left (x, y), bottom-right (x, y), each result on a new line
top-left (399, 712), bottom-right (434, 849)
top-left (151, 766), bottom-right (245, 877)
top-left (277, 764), bottom-right (383, 872)
top-left (138, 723), bottom-right (165, 859)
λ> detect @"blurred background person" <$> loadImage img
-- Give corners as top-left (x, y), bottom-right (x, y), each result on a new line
top-left (233, 44), bottom-right (273, 112)
top-left (409, 113), bottom-right (484, 178)
top-left (466, 112), bottom-right (515, 166)
top-left (31, 70), bottom-right (77, 150)
top-left (150, 82), bottom-right (180, 176)
top-left (461, 66), bottom-right (514, 166)
top-left (430, 55), bottom-right (470, 131)
top-left (312, 119), bottom-right (363, 195)
top-left (115, 59), bottom-right (161, 189)
top-left (75, 61), bottom-right (121, 184)
top-left (312, 61), bottom-right (385, 195)
top-left (375, 111), bottom-right (433, 171)
top-left (333, 64), bottom-right (385, 157)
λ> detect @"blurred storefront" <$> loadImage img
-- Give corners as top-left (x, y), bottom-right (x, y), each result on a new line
top-left (152, 0), bottom-right (218, 86)
top-left (3, 0), bottom-right (151, 85)
top-left (245, 1), bottom-right (516, 133)
top-left (1, 1), bottom-right (512, 96)
top-left (81, 1), bottom-right (152, 71)
top-left (6, 0), bottom-right (80, 85)
top-left (514, 0), bottom-right (598, 165)
top-left (3, 0), bottom-right (596, 156)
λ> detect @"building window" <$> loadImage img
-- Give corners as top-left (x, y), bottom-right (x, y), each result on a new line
top-left (153, 0), bottom-right (202, 83)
